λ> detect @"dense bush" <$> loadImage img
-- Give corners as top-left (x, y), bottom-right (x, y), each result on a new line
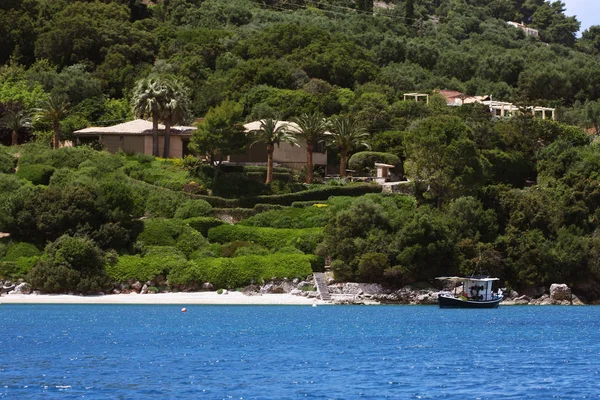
top-left (28, 235), bottom-right (111, 294)
top-left (16, 164), bottom-right (55, 185)
top-left (241, 206), bottom-right (328, 228)
top-left (18, 145), bottom-right (99, 169)
top-left (107, 246), bottom-right (191, 282)
top-left (168, 253), bottom-right (315, 288)
top-left (0, 147), bottom-right (15, 173)
top-left (184, 217), bottom-right (225, 237)
top-left (0, 257), bottom-right (38, 279)
top-left (208, 224), bottom-right (323, 253)
top-left (348, 152), bottom-right (401, 174)
top-left (174, 199), bottom-right (213, 219)
top-left (145, 190), bottom-right (186, 218)
top-left (212, 172), bottom-right (268, 198)
top-left (195, 184), bottom-right (381, 208)
top-left (136, 219), bottom-right (207, 256)
top-left (3, 242), bottom-right (41, 261)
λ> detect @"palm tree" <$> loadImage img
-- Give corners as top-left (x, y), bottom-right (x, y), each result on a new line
top-left (160, 80), bottom-right (191, 158)
top-left (132, 76), bottom-right (168, 157)
top-left (293, 112), bottom-right (329, 183)
top-left (0, 109), bottom-right (32, 146)
top-left (34, 94), bottom-right (69, 149)
top-left (248, 119), bottom-right (298, 184)
top-left (330, 116), bottom-right (371, 178)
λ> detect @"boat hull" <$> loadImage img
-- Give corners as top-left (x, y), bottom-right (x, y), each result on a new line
top-left (438, 294), bottom-right (502, 309)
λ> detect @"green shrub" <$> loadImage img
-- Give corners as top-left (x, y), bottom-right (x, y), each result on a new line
top-left (28, 235), bottom-right (111, 294)
top-left (241, 206), bottom-right (328, 228)
top-left (3, 242), bottom-right (41, 261)
top-left (253, 203), bottom-right (286, 213)
top-left (136, 219), bottom-right (207, 256)
top-left (208, 225), bottom-right (323, 253)
top-left (0, 256), bottom-right (38, 279)
top-left (16, 164), bottom-right (55, 185)
top-left (176, 228), bottom-right (207, 257)
top-left (0, 147), bottom-right (15, 173)
top-left (19, 145), bottom-right (99, 169)
top-left (137, 219), bottom-right (182, 246)
top-left (184, 217), bottom-right (225, 237)
top-left (331, 259), bottom-right (354, 282)
top-left (357, 252), bottom-right (389, 283)
top-left (212, 172), bottom-right (268, 198)
top-left (348, 151), bottom-right (401, 174)
top-left (168, 253), bottom-right (314, 288)
top-left (218, 241), bottom-right (269, 257)
top-left (106, 246), bottom-right (191, 282)
top-left (195, 184), bottom-right (381, 209)
top-left (174, 199), bottom-right (213, 219)
top-left (147, 286), bottom-right (159, 293)
top-left (145, 190), bottom-right (185, 218)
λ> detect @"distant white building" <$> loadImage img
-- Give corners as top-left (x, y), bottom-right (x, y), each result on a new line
top-left (507, 21), bottom-right (539, 38)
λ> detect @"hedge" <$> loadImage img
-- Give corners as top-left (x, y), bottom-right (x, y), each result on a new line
top-left (0, 147), bottom-right (15, 173)
top-left (107, 247), bottom-right (192, 282)
top-left (18, 144), bottom-right (98, 169)
top-left (3, 242), bottom-right (41, 261)
top-left (194, 184), bottom-right (381, 208)
top-left (16, 164), bottom-right (55, 185)
top-left (184, 217), bottom-right (225, 237)
top-left (0, 256), bottom-right (39, 279)
top-left (136, 219), bottom-right (208, 256)
top-left (168, 253), bottom-right (316, 288)
top-left (174, 199), bottom-right (213, 219)
top-left (241, 206), bottom-right (328, 228)
top-left (207, 225), bottom-right (323, 253)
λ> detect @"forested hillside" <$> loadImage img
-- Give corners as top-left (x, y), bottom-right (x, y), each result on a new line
top-left (1, 0), bottom-right (600, 137)
top-left (2, 0), bottom-right (600, 300)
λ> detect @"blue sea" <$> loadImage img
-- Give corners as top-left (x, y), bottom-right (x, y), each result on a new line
top-left (1, 305), bottom-right (599, 399)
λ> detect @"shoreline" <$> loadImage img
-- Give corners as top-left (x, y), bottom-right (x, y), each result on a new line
top-left (0, 292), bottom-right (326, 305)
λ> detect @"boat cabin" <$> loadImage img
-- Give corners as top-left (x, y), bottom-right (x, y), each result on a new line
top-left (437, 276), bottom-right (499, 301)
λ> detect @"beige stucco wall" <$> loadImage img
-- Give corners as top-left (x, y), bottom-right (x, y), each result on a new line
top-left (273, 139), bottom-right (327, 166)
top-left (124, 136), bottom-right (145, 154)
top-left (144, 135), bottom-right (153, 155)
top-left (100, 135), bottom-right (124, 153)
top-left (229, 143), bottom-right (269, 163)
top-left (157, 135), bottom-right (184, 158)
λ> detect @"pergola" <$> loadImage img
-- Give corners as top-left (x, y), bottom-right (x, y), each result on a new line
top-left (403, 93), bottom-right (429, 104)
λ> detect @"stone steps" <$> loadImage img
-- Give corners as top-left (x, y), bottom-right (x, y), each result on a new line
top-left (313, 272), bottom-right (331, 301)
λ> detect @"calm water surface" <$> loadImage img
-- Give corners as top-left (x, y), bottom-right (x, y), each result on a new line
top-left (0, 305), bottom-right (599, 399)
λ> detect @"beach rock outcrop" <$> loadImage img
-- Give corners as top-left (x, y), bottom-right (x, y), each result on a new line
top-left (370, 286), bottom-right (439, 305)
top-left (261, 280), bottom-right (294, 294)
top-left (130, 281), bottom-right (142, 292)
top-left (550, 284), bottom-right (571, 302)
top-left (11, 282), bottom-right (31, 294)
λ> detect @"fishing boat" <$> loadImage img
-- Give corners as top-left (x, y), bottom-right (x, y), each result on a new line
top-left (436, 276), bottom-right (503, 308)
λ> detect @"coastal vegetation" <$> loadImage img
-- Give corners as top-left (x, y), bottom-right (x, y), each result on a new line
top-left (1, 0), bottom-right (600, 300)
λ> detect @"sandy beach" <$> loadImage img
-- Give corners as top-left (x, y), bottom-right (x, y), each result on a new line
top-left (0, 291), bottom-right (325, 305)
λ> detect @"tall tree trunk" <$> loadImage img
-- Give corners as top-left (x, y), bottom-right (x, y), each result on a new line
top-left (11, 129), bottom-right (18, 146)
top-left (266, 144), bottom-right (274, 184)
top-left (152, 116), bottom-right (159, 157)
top-left (340, 149), bottom-right (348, 178)
top-left (53, 120), bottom-right (60, 149)
top-left (163, 118), bottom-right (171, 158)
top-left (306, 142), bottom-right (314, 184)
